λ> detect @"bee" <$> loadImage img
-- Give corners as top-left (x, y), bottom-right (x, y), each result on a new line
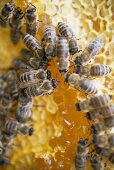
top-left (75, 94), bottom-right (112, 112)
top-left (0, 75), bottom-right (7, 97)
top-left (65, 73), bottom-right (98, 94)
top-left (91, 117), bottom-right (114, 135)
top-left (10, 7), bottom-right (24, 44)
top-left (89, 155), bottom-right (104, 170)
top-left (93, 134), bottom-right (114, 148)
top-left (95, 146), bottom-right (114, 164)
top-left (25, 4), bottom-right (38, 36)
top-left (0, 93), bottom-right (12, 123)
top-left (86, 104), bottom-right (114, 120)
top-left (75, 64), bottom-right (111, 77)
top-left (18, 69), bottom-right (51, 89)
top-left (0, 1), bottom-right (15, 27)
top-left (22, 33), bottom-right (44, 59)
top-left (4, 120), bottom-right (34, 136)
top-left (20, 48), bottom-right (47, 70)
top-left (56, 36), bottom-right (70, 73)
top-left (74, 38), bottom-right (103, 65)
top-left (12, 58), bottom-right (33, 71)
top-left (15, 93), bottom-right (33, 123)
top-left (6, 70), bottom-right (19, 98)
top-left (91, 123), bottom-right (105, 135)
top-left (95, 146), bottom-right (111, 158)
top-left (75, 139), bottom-right (88, 170)
top-left (24, 79), bottom-right (57, 97)
top-left (44, 26), bottom-right (56, 60)
top-left (57, 22), bottom-right (79, 55)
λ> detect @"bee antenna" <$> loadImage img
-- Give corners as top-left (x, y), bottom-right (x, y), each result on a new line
top-left (29, 3), bottom-right (36, 9)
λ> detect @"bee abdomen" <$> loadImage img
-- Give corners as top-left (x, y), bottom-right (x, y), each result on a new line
top-left (22, 33), bottom-right (44, 58)
top-left (99, 105), bottom-right (114, 118)
top-left (79, 79), bottom-right (98, 94)
top-left (57, 22), bottom-right (73, 38)
top-left (90, 65), bottom-right (111, 76)
top-left (90, 94), bottom-right (112, 109)
top-left (10, 29), bottom-right (21, 45)
top-left (44, 26), bottom-right (56, 42)
top-left (5, 120), bottom-right (19, 134)
top-left (75, 155), bottom-right (86, 170)
top-left (56, 37), bottom-right (69, 58)
top-left (16, 106), bottom-right (32, 123)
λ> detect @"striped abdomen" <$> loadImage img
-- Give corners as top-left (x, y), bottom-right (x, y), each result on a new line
top-left (56, 36), bottom-right (69, 59)
top-left (24, 85), bottom-right (43, 97)
top-left (79, 78), bottom-right (98, 94)
top-left (16, 105), bottom-right (32, 123)
top-left (90, 94), bottom-right (112, 109)
top-left (10, 28), bottom-right (21, 44)
top-left (22, 33), bottom-right (44, 59)
top-left (57, 22), bottom-right (73, 38)
top-left (99, 105), bottom-right (114, 118)
top-left (5, 120), bottom-right (20, 134)
top-left (44, 26), bottom-right (56, 43)
top-left (75, 155), bottom-right (86, 170)
top-left (90, 65), bottom-right (111, 76)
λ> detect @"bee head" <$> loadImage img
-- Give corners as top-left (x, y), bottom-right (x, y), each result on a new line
top-left (47, 70), bottom-right (51, 80)
top-left (75, 103), bottom-right (81, 111)
top-left (65, 73), bottom-right (70, 83)
top-left (51, 79), bottom-right (57, 88)
top-left (27, 7), bottom-right (36, 13)
top-left (91, 125), bottom-right (96, 134)
top-left (86, 112), bottom-right (92, 120)
top-left (5, 3), bottom-right (14, 12)
top-left (75, 65), bottom-right (81, 74)
top-left (28, 127), bottom-right (34, 136)
top-left (79, 139), bottom-right (88, 146)
top-left (74, 56), bottom-right (82, 65)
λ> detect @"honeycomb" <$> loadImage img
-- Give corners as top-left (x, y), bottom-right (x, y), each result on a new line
top-left (0, 0), bottom-right (114, 169)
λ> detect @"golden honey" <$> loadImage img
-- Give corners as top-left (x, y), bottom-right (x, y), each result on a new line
top-left (0, 0), bottom-right (114, 169)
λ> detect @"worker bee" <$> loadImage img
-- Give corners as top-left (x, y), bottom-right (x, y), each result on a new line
top-left (20, 48), bottom-right (47, 70)
top-left (24, 79), bottom-right (57, 97)
top-left (86, 104), bottom-right (114, 120)
top-left (65, 73), bottom-right (98, 94)
top-left (12, 58), bottom-right (33, 71)
top-left (10, 7), bottom-right (24, 44)
top-left (6, 70), bottom-right (19, 98)
top-left (25, 4), bottom-right (38, 36)
top-left (89, 155), bottom-right (104, 170)
top-left (75, 94), bottom-right (112, 112)
top-left (74, 38), bottom-right (103, 65)
top-left (44, 26), bottom-right (56, 60)
top-left (91, 123), bottom-right (105, 135)
top-left (56, 36), bottom-right (70, 73)
top-left (18, 69), bottom-right (51, 89)
top-left (95, 146), bottom-right (114, 164)
top-left (15, 93), bottom-right (33, 123)
top-left (4, 120), bottom-right (34, 136)
top-left (75, 139), bottom-right (88, 170)
top-left (0, 75), bottom-right (7, 97)
top-left (0, 1), bottom-right (15, 27)
top-left (93, 134), bottom-right (114, 149)
top-left (57, 22), bottom-right (79, 55)
top-left (75, 64), bottom-right (111, 77)
top-left (0, 93), bottom-right (12, 123)
top-left (22, 33), bottom-right (44, 59)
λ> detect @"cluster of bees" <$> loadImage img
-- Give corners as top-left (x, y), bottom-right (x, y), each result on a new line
top-left (0, 1), bottom-right (113, 169)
